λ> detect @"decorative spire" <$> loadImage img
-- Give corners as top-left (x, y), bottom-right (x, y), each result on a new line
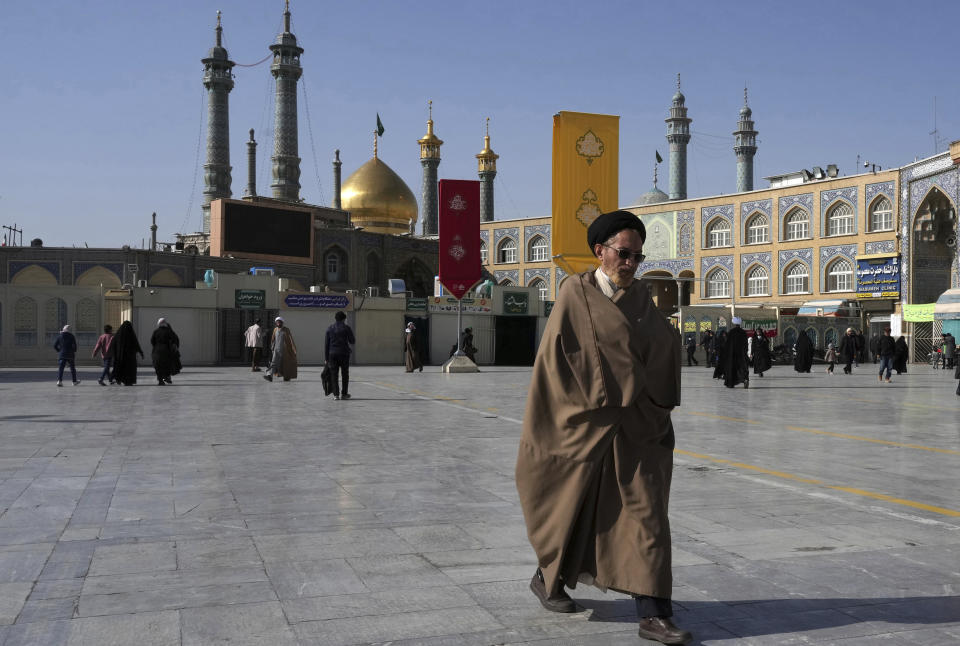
top-left (653, 162), bottom-right (659, 188)
top-left (283, 0), bottom-right (291, 33)
top-left (677, 73), bottom-right (681, 91)
top-left (373, 129), bottom-right (378, 159)
top-left (216, 10), bottom-right (222, 46)
top-left (477, 117), bottom-right (498, 223)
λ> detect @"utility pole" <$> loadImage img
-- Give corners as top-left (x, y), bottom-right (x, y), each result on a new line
top-left (2, 224), bottom-right (23, 246)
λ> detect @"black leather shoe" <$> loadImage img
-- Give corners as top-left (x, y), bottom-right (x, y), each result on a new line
top-left (637, 616), bottom-right (692, 645)
top-left (529, 568), bottom-right (576, 613)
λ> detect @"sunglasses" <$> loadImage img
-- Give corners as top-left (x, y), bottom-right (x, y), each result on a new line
top-left (602, 245), bottom-right (646, 263)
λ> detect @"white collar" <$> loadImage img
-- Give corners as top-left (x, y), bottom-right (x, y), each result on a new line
top-left (594, 267), bottom-right (620, 299)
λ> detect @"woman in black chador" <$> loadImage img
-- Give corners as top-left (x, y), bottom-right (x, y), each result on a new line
top-left (752, 329), bottom-right (772, 377)
top-left (150, 318), bottom-right (181, 385)
top-left (793, 331), bottom-right (814, 373)
top-left (712, 330), bottom-right (727, 380)
top-left (111, 321), bottom-right (144, 386)
top-left (893, 336), bottom-right (909, 374)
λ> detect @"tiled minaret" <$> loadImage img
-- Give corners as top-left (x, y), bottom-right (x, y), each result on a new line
top-left (665, 74), bottom-right (692, 201)
top-left (734, 87), bottom-right (758, 193)
top-left (476, 118), bottom-right (498, 223)
top-left (245, 129), bottom-right (257, 197)
top-left (270, 0), bottom-right (303, 202)
top-left (201, 11), bottom-right (235, 235)
top-left (418, 101), bottom-right (443, 236)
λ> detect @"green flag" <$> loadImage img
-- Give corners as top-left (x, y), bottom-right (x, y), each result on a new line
top-left (655, 150), bottom-right (663, 164)
top-left (376, 114), bottom-right (385, 137)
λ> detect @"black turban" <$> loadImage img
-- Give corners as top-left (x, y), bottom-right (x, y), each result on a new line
top-left (587, 210), bottom-right (647, 250)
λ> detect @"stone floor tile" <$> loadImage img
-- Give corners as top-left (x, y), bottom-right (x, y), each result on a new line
top-left (65, 610), bottom-right (180, 646)
top-left (0, 583), bottom-right (32, 625)
top-left (87, 542), bottom-right (176, 577)
top-left (180, 601), bottom-right (298, 645)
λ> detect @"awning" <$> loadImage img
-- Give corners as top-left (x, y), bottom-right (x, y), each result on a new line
top-left (934, 288), bottom-right (960, 320)
top-left (797, 299), bottom-right (857, 317)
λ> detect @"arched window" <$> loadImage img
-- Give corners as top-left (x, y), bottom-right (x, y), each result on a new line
top-left (805, 327), bottom-right (818, 347)
top-left (824, 327), bottom-right (838, 349)
top-left (784, 208), bottom-right (809, 240)
top-left (528, 235), bottom-right (549, 262)
top-left (785, 262), bottom-right (809, 294)
top-left (45, 297), bottom-right (67, 345)
top-left (706, 267), bottom-right (730, 298)
top-left (497, 238), bottom-right (517, 263)
top-left (75, 298), bottom-right (99, 346)
top-left (366, 253), bottom-right (381, 287)
top-left (745, 265), bottom-right (768, 296)
top-left (826, 257), bottom-right (853, 292)
top-left (324, 247), bottom-right (346, 284)
top-left (528, 278), bottom-right (549, 301)
top-left (745, 213), bottom-right (769, 244)
top-left (783, 326), bottom-right (797, 349)
top-left (479, 240), bottom-right (488, 265)
top-left (826, 202), bottom-right (854, 236)
top-left (869, 196), bottom-right (893, 231)
top-left (706, 219), bottom-right (731, 248)
top-left (14, 297), bottom-right (37, 346)
top-left (499, 278), bottom-right (514, 286)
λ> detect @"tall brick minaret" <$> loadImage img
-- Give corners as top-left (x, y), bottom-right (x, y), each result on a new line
top-left (476, 118), bottom-right (499, 223)
top-left (418, 101), bottom-right (443, 236)
top-left (201, 11), bottom-right (235, 235)
top-left (734, 87), bottom-right (758, 193)
top-left (665, 74), bottom-right (692, 201)
top-left (270, 0), bottom-right (303, 202)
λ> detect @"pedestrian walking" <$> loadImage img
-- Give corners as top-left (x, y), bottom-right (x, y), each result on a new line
top-left (954, 352), bottom-right (960, 396)
top-left (700, 330), bottom-right (715, 368)
top-left (53, 324), bottom-right (80, 386)
top-left (324, 311), bottom-right (355, 400)
top-left (839, 328), bottom-right (857, 374)
top-left (685, 334), bottom-right (698, 366)
top-left (711, 330), bottom-right (727, 380)
top-left (244, 319), bottom-right (264, 372)
top-left (264, 316), bottom-right (297, 382)
top-left (150, 318), bottom-right (181, 386)
top-left (869, 333), bottom-right (880, 364)
top-left (942, 333), bottom-right (955, 369)
top-left (752, 328), bottom-right (772, 378)
top-left (111, 321), bottom-right (144, 386)
top-left (92, 324), bottom-right (114, 385)
top-left (824, 343), bottom-right (837, 375)
top-left (877, 328), bottom-right (896, 382)
top-left (404, 322), bottom-right (423, 372)
top-left (721, 318), bottom-right (749, 389)
top-left (855, 330), bottom-right (865, 366)
top-left (794, 330), bottom-right (814, 373)
top-left (893, 336), bottom-right (909, 374)
top-left (516, 210), bottom-right (692, 645)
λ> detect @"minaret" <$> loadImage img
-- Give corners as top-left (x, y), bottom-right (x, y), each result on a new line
top-left (734, 86), bottom-right (758, 193)
top-left (665, 74), bottom-right (692, 201)
top-left (201, 11), bottom-right (235, 235)
top-left (332, 150), bottom-right (342, 210)
top-left (418, 101), bottom-right (443, 236)
top-left (476, 118), bottom-right (499, 223)
top-left (269, 0), bottom-right (303, 202)
top-left (245, 129), bottom-right (257, 197)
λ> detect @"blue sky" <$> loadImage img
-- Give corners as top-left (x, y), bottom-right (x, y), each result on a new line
top-left (2, 0), bottom-right (958, 248)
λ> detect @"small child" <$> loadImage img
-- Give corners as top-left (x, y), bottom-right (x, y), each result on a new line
top-left (824, 343), bottom-right (837, 375)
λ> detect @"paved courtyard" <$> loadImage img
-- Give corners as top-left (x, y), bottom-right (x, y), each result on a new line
top-left (0, 361), bottom-right (959, 645)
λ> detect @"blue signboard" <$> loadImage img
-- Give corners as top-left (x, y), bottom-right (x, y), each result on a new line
top-left (284, 294), bottom-right (350, 308)
top-left (856, 255), bottom-right (900, 299)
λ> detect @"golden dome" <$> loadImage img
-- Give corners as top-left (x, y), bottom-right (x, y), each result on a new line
top-left (340, 156), bottom-right (418, 235)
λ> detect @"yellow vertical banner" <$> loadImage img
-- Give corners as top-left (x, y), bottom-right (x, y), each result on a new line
top-left (552, 111), bottom-right (619, 275)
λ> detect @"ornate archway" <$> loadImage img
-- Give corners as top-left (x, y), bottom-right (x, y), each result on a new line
top-left (911, 186), bottom-right (957, 304)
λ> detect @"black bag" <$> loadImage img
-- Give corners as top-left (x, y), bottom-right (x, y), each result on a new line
top-left (320, 364), bottom-right (333, 396)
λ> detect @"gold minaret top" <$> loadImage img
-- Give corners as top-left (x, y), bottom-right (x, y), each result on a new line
top-left (476, 117), bottom-right (498, 173)
top-left (418, 100), bottom-right (443, 160)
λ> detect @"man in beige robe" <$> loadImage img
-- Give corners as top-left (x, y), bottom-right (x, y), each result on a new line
top-left (516, 210), bottom-right (690, 645)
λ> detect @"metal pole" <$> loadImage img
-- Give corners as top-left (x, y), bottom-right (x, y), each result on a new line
top-left (454, 298), bottom-right (464, 356)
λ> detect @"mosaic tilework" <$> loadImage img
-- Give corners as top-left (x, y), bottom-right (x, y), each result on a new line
top-left (741, 199), bottom-right (773, 245)
top-left (865, 240), bottom-right (896, 254)
top-left (9, 261), bottom-right (61, 283)
top-left (908, 153), bottom-right (952, 179)
top-left (909, 167), bottom-right (958, 214)
top-left (359, 233), bottom-right (383, 246)
top-left (700, 255), bottom-right (733, 298)
top-left (493, 269), bottom-right (519, 284)
top-left (149, 264), bottom-right (188, 284)
top-left (636, 258), bottom-right (694, 277)
top-left (72, 262), bottom-right (124, 284)
top-left (819, 244), bottom-right (857, 292)
top-left (523, 224), bottom-right (550, 245)
top-left (864, 181), bottom-right (895, 206)
top-left (524, 268), bottom-right (550, 284)
top-left (740, 252), bottom-right (771, 271)
top-left (820, 186), bottom-right (858, 236)
top-left (778, 193), bottom-right (814, 240)
top-left (777, 248), bottom-right (813, 294)
top-left (900, 163), bottom-right (960, 302)
top-left (494, 227), bottom-right (519, 246)
top-left (479, 229), bottom-right (489, 246)
top-left (701, 204), bottom-right (735, 249)
top-left (676, 209), bottom-right (695, 256)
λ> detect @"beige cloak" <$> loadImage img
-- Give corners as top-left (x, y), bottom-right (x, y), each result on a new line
top-left (516, 270), bottom-right (681, 599)
top-left (270, 326), bottom-right (298, 380)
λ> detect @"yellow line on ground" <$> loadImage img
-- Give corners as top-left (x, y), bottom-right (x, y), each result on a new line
top-left (683, 411), bottom-right (762, 425)
top-left (785, 426), bottom-right (960, 456)
top-left (674, 449), bottom-right (960, 517)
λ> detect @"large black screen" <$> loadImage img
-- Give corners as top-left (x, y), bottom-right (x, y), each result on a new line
top-left (222, 202), bottom-right (311, 258)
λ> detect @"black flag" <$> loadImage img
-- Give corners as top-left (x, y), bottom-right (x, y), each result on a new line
top-left (376, 114), bottom-right (385, 137)
top-left (655, 150), bottom-right (663, 164)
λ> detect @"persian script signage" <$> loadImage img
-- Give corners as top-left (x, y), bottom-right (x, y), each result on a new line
top-left (235, 289), bottom-right (265, 310)
top-left (438, 179), bottom-right (481, 300)
top-left (856, 255), bottom-right (900, 299)
top-left (503, 291), bottom-right (529, 315)
top-left (283, 294), bottom-right (351, 309)
top-left (903, 303), bottom-right (935, 322)
top-left (406, 298), bottom-right (427, 312)
top-left (429, 297), bottom-right (491, 314)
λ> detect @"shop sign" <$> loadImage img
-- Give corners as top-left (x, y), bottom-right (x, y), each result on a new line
top-left (903, 303), bottom-right (935, 322)
top-left (429, 296), bottom-right (492, 314)
top-left (503, 291), bottom-right (529, 315)
top-left (406, 297), bottom-right (427, 312)
top-left (284, 293), bottom-right (350, 309)
top-left (235, 289), bottom-right (265, 310)
top-left (856, 255), bottom-right (900, 299)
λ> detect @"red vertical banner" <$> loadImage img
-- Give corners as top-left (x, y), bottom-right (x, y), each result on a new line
top-left (438, 179), bottom-right (481, 300)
